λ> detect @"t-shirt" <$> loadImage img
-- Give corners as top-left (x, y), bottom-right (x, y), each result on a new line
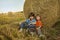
top-left (36, 21), bottom-right (42, 28)
top-left (26, 19), bottom-right (36, 25)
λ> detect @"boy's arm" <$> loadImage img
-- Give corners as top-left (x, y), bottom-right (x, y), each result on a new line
top-left (32, 22), bottom-right (36, 24)
top-left (39, 26), bottom-right (42, 28)
top-left (39, 21), bottom-right (43, 28)
top-left (32, 20), bottom-right (36, 25)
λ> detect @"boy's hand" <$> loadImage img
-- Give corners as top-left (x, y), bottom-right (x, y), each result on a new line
top-left (37, 27), bottom-right (40, 29)
top-left (39, 26), bottom-right (42, 28)
top-left (39, 27), bottom-right (40, 28)
top-left (32, 22), bottom-right (36, 24)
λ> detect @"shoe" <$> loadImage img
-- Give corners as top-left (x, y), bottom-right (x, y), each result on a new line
top-left (39, 34), bottom-right (45, 37)
top-left (19, 28), bottom-right (23, 32)
top-left (30, 32), bottom-right (34, 36)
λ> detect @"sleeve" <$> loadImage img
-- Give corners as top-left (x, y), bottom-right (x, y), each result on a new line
top-left (32, 19), bottom-right (36, 24)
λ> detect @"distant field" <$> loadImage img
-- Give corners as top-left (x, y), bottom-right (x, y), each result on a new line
top-left (0, 12), bottom-right (25, 25)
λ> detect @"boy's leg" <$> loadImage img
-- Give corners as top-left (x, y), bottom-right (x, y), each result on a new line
top-left (20, 22), bottom-right (28, 28)
top-left (37, 28), bottom-right (42, 35)
top-left (28, 24), bottom-right (36, 35)
top-left (20, 22), bottom-right (24, 29)
top-left (19, 22), bottom-right (25, 32)
top-left (28, 24), bottom-right (36, 31)
top-left (37, 28), bottom-right (45, 37)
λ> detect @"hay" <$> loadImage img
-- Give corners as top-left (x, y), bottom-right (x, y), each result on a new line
top-left (24, 0), bottom-right (60, 27)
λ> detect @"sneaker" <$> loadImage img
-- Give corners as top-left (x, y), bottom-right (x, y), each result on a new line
top-left (39, 34), bottom-right (45, 37)
top-left (19, 28), bottom-right (23, 32)
top-left (30, 32), bottom-right (34, 36)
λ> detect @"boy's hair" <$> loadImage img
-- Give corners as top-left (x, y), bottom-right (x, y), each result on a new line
top-left (28, 12), bottom-right (35, 18)
top-left (36, 14), bottom-right (40, 16)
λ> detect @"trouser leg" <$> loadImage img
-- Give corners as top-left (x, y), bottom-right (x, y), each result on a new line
top-left (20, 23), bottom-right (24, 29)
top-left (37, 28), bottom-right (42, 35)
top-left (28, 24), bottom-right (36, 32)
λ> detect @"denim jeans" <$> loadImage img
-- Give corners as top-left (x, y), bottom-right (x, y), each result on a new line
top-left (28, 24), bottom-right (35, 28)
top-left (20, 22), bottom-right (28, 29)
top-left (27, 24), bottom-right (36, 32)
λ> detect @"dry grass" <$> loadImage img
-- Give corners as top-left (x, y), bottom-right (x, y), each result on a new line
top-left (0, 12), bottom-right (60, 40)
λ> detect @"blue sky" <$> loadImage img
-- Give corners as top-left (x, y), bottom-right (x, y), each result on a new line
top-left (0, 0), bottom-right (25, 13)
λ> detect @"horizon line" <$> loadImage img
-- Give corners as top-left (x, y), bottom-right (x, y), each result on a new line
top-left (0, 10), bottom-right (23, 13)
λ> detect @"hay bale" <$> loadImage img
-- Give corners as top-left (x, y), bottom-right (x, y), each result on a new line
top-left (24, 0), bottom-right (59, 27)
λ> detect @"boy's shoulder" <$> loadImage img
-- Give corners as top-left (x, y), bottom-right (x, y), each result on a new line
top-left (26, 19), bottom-right (36, 21)
top-left (29, 18), bottom-right (35, 20)
top-left (32, 19), bottom-right (36, 22)
top-left (33, 19), bottom-right (36, 21)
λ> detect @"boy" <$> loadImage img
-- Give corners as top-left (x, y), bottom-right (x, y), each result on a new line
top-left (19, 12), bottom-right (36, 32)
top-left (36, 14), bottom-right (43, 37)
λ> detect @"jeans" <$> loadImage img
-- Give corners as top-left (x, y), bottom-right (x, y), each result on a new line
top-left (28, 24), bottom-right (35, 28)
top-left (20, 22), bottom-right (28, 29)
top-left (27, 24), bottom-right (36, 32)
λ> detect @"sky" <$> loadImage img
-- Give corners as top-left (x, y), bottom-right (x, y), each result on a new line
top-left (0, 0), bottom-right (25, 13)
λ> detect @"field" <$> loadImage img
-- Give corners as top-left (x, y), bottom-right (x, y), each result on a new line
top-left (0, 12), bottom-right (60, 40)
top-left (0, 12), bottom-right (41, 40)
top-left (0, 12), bottom-right (26, 40)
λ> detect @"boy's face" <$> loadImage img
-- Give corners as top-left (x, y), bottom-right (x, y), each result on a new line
top-left (30, 16), bottom-right (34, 20)
top-left (36, 16), bottom-right (40, 20)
